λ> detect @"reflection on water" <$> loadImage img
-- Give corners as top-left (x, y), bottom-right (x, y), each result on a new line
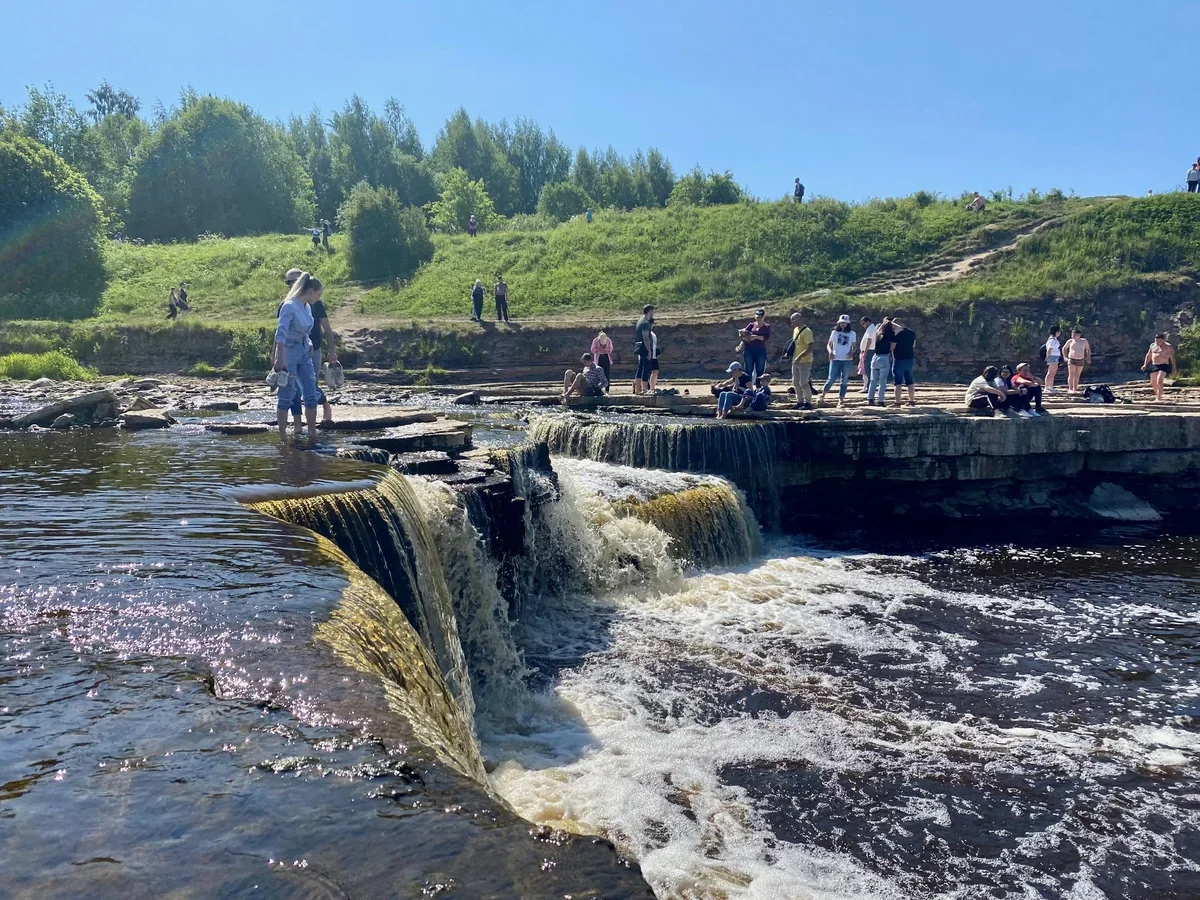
top-left (0, 429), bottom-right (651, 897)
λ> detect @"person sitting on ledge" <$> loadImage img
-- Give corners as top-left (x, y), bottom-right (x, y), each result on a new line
top-left (717, 374), bottom-right (772, 419)
top-left (965, 366), bottom-right (1008, 415)
top-left (563, 352), bottom-right (609, 400)
top-left (1010, 363), bottom-right (1047, 415)
top-left (992, 365), bottom-right (1036, 417)
top-left (711, 361), bottom-right (752, 396)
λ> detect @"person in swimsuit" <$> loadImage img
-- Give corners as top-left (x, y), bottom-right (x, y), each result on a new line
top-left (1142, 333), bottom-right (1176, 402)
top-left (1043, 325), bottom-right (1063, 392)
top-left (1063, 328), bottom-right (1091, 395)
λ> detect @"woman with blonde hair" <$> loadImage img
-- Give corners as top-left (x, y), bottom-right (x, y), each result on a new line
top-left (273, 271), bottom-right (323, 441)
top-left (590, 331), bottom-right (615, 383)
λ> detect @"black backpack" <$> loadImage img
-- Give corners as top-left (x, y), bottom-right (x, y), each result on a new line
top-left (1084, 384), bottom-right (1117, 404)
top-left (1038, 342), bottom-right (1047, 362)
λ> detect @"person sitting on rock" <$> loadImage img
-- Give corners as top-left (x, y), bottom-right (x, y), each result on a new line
top-left (966, 192), bottom-right (987, 212)
top-left (711, 361), bottom-right (752, 397)
top-left (994, 364), bottom-right (1040, 417)
top-left (965, 366), bottom-right (1008, 414)
top-left (563, 353), bottom-right (609, 400)
top-left (1010, 363), bottom-right (1047, 415)
top-left (718, 373), bottom-right (773, 418)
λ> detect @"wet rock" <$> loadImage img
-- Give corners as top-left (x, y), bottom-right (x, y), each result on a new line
top-left (1087, 482), bottom-right (1162, 522)
top-left (197, 400), bottom-right (239, 412)
top-left (314, 407), bottom-right (438, 431)
top-left (335, 447), bottom-right (391, 464)
top-left (391, 451), bottom-right (458, 475)
top-left (452, 391), bottom-right (481, 405)
top-left (125, 394), bottom-right (159, 412)
top-left (353, 420), bottom-right (472, 454)
top-left (52, 413), bottom-right (75, 429)
top-left (205, 422), bottom-right (271, 435)
top-left (12, 388), bottom-right (120, 429)
top-left (120, 410), bottom-right (176, 430)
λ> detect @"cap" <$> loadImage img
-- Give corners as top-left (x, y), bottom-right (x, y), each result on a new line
top-left (284, 268), bottom-right (303, 284)
top-left (755, 308), bottom-right (765, 316)
top-left (838, 314), bottom-right (851, 324)
top-left (726, 361), bottom-right (743, 372)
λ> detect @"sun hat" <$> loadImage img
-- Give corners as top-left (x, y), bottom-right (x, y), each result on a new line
top-left (726, 361), bottom-right (743, 373)
top-left (838, 314), bottom-right (852, 324)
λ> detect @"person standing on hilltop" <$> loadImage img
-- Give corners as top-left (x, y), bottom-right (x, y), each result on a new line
top-left (741, 308), bottom-right (771, 386)
top-left (167, 287), bottom-right (179, 320)
top-left (1188, 163), bottom-right (1200, 193)
top-left (1142, 333), bottom-right (1176, 402)
top-left (1063, 328), bottom-right (1091, 395)
top-left (888, 312), bottom-right (918, 408)
top-left (817, 315), bottom-right (857, 408)
top-left (467, 214), bottom-right (478, 237)
top-left (494, 275), bottom-right (511, 323)
top-left (470, 279), bottom-right (485, 321)
top-left (793, 179), bottom-right (805, 203)
top-left (585, 207), bottom-right (593, 223)
top-left (788, 312), bottom-right (815, 409)
top-left (633, 304), bottom-right (655, 395)
top-left (321, 220), bottom-right (331, 248)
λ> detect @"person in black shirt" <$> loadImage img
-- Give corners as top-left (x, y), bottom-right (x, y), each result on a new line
top-left (470, 280), bottom-right (485, 321)
top-left (888, 312), bottom-right (917, 408)
top-left (633, 304), bottom-right (655, 395)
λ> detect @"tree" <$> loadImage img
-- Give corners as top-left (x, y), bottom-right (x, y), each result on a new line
top-left (506, 118), bottom-right (572, 214)
top-left (571, 147), bottom-right (599, 203)
top-left (644, 148), bottom-right (675, 207)
top-left (596, 146), bottom-right (637, 210)
top-left (668, 167), bottom-right (744, 207)
top-left (0, 135), bottom-right (106, 319)
top-left (126, 96), bottom-right (315, 241)
top-left (85, 81), bottom-right (140, 122)
top-left (537, 181), bottom-right (593, 222)
top-left (339, 181), bottom-right (433, 282)
top-left (429, 108), bottom-right (519, 216)
top-left (327, 95), bottom-right (436, 213)
top-left (429, 167), bottom-right (500, 233)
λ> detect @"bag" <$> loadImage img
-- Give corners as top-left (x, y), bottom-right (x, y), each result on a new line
top-left (1038, 342), bottom-right (1048, 362)
top-left (782, 338), bottom-right (796, 361)
top-left (633, 340), bottom-right (646, 355)
top-left (1084, 384), bottom-right (1116, 404)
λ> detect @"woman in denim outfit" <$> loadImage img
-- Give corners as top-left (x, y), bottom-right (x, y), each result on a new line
top-left (273, 272), bottom-right (323, 441)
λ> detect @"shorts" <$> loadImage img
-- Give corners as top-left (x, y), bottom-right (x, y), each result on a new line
top-left (1047, 355), bottom-right (1062, 364)
top-left (650, 359), bottom-right (660, 371)
top-left (892, 357), bottom-right (915, 386)
top-left (1068, 358), bottom-right (1085, 367)
top-left (1151, 363), bottom-right (1172, 374)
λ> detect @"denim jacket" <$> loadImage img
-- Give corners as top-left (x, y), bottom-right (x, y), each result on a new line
top-left (275, 300), bottom-right (314, 348)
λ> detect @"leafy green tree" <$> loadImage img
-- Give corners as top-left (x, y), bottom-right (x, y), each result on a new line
top-left (571, 147), bottom-right (599, 203)
top-left (429, 167), bottom-right (500, 233)
top-left (668, 167), bottom-right (744, 206)
top-left (85, 81), bottom-right (141, 121)
top-left (505, 118), bottom-right (572, 214)
top-left (536, 181), bottom-right (593, 222)
top-left (289, 109), bottom-right (340, 223)
top-left (429, 108), bottom-right (519, 215)
top-left (0, 134), bottom-right (106, 319)
top-left (126, 96), bottom-right (315, 241)
top-left (339, 181), bottom-right (433, 281)
top-left (327, 95), bottom-right (435, 212)
top-left (644, 148), bottom-right (675, 207)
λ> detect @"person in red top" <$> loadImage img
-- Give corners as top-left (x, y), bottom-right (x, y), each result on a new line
top-left (741, 308), bottom-right (771, 386)
top-left (1010, 362), bottom-right (1047, 415)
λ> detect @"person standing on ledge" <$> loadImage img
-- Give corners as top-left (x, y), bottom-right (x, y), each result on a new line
top-left (1142, 333), bottom-right (1176, 402)
top-left (633, 304), bottom-right (655, 395)
top-left (788, 312), bottom-right (814, 409)
top-left (859, 316), bottom-right (877, 395)
top-left (1187, 163), bottom-right (1200, 193)
top-left (590, 331), bottom-right (615, 384)
top-left (742, 308), bottom-right (771, 386)
top-left (494, 275), bottom-right (510, 323)
top-left (888, 312), bottom-right (917, 408)
top-left (470, 279), bottom-right (485, 321)
top-left (1063, 328), bottom-right (1091, 394)
top-left (1043, 325), bottom-right (1063, 392)
top-left (869, 316), bottom-right (894, 406)
top-left (793, 178), bottom-right (804, 203)
top-left (817, 314), bottom-right (856, 408)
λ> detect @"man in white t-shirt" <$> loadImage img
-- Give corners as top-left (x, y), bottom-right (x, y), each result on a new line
top-left (859, 316), bottom-right (878, 395)
top-left (817, 314), bottom-right (857, 408)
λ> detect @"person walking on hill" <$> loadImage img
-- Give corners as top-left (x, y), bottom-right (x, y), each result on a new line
top-left (633, 305), bottom-right (655, 395)
top-left (788, 312), bottom-right (815, 409)
top-left (1063, 328), bottom-right (1091, 394)
top-left (167, 287), bottom-right (179, 320)
top-left (177, 282), bottom-right (190, 310)
top-left (591, 331), bottom-right (615, 384)
top-left (1188, 163), bottom-right (1200, 193)
top-left (1142, 333), bottom-right (1176, 402)
top-left (467, 214), bottom-right (478, 237)
top-left (793, 179), bottom-right (805, 203)
top-left (1043, 325), bottom-right (1063, 392)
top-left (817, 315), bottom-right (857, 408)
top-left (869, 316), bottom-right (894, 406)
top-left (585, 207), bottom-right (593, 224)
top-left (741, 308), bottom-right (771, 386)
top-left (321, 220), bottom-right (331, 249)
top-left (311, 226), bottom-right (321, 248)
top-left (859, 316), bottom-right (877, 395)
top-left (494, 276), bottom-right (511, 323)
top-left (470, 279), bottom-right (485, 321)
top-left (888, 312), bottom-right (917, 408)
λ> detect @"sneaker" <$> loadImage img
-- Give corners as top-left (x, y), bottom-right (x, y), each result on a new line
top-left (836, 399), bottom-right (844, 408)
top-left (1017, 410), bottom-right (1033, 418)
top-left (1027, 409), bottom-right (1042, 417)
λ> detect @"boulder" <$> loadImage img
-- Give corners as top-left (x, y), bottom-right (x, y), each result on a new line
top-left (197, 400), bottom-right (240, 412)
top-left (12, 388), bottom-right (120, 429)
top-left (52, 413), bottom-right (76, 429)
top-left (120, 410), bottom-right (175, 430)
top-left (1086, 482), bottom-right (1162, 522)
top-left (353, 420), bottom-right (472, 454)
top-left (125, 394), bottom-right (159, 412)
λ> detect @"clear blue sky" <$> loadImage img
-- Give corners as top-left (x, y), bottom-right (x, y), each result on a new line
top-left (3, 0), bottom-right (1196, 201)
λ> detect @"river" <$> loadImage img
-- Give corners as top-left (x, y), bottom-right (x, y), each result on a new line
top-left (3, 425), bottom-right (1199, 898)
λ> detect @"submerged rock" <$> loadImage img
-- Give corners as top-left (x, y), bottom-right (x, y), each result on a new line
top-left (11, 388), bottom-right (120, 429)
top-left (120, 410), bottom-right (176, 430)
top-left (452, 391), bottom-right (481, 405)
top-left (52, 413), bottom-right (76, 429)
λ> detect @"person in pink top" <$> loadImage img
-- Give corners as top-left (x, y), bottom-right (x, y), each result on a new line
top-left (590, 331), bottom-right (615, 384)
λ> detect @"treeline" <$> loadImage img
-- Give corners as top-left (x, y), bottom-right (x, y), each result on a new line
top-left (0, 82), bottom-right (746, 243)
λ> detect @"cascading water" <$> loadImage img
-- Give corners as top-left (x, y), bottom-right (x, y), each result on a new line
top-left (530, 414), bottom-right (788, 527)
top-left (250, 472), bottom-right (474, 723)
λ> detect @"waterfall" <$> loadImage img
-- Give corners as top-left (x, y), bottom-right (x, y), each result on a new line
top-left (250, 472), bottom-right (474, 723)
top-left (530, 415), bottom-right (788, 527)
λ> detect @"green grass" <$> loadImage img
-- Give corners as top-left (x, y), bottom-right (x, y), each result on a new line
top-left (0, 350), bottom-right (98, 381)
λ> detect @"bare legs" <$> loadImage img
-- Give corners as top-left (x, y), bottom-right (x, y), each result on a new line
top-left (1067, 363), bottom-right (1083, 394)
top-left (1045, 361), bottom-right (1060, 391)
top-left (1150, 369), bottom-right (1166, 401)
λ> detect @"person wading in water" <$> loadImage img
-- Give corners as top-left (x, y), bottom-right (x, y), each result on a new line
top-left (273, 272), bottom-right (324, 442)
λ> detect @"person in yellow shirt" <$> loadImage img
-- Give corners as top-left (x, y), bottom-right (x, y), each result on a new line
top-left (788, 312), bottom-right (815, 409)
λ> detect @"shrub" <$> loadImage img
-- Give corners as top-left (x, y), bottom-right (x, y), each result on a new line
top-left (0, 350), bottom-right (97, 380)
top-left (429, 167), bottom-right (502, 233)
top-left (537, 181), bottom-right (593, 222)
top-left (339, 182), bottom-right (434, 281)
top-left (0, 134), bottom-right (106, 319)
top-left (230, 326), bottom-right (272, 372)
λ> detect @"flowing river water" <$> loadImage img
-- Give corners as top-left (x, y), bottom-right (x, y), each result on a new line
top-left (3, 422), bottom-right (1200, 898)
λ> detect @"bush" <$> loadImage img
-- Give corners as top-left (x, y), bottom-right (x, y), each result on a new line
top-left (230, 326), bottom-right (272, 372)
top-left (429, 167), bottom-right (502, 233)
top-left (0, 134), bottom-right (106, 319)
top-left (537, 181), bottom-right (593, 222)
top-left (339, 182), bottom-right (434, 281)
top-left (126, 96), bottom-right (315, 242)
top-left (0, 349), bottom-right (97, 380)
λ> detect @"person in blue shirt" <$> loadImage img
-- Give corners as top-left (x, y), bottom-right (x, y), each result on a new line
top-left (717, 374), bottom-right (772, 418)
top-left (273, 272), bottom-right (323, 441)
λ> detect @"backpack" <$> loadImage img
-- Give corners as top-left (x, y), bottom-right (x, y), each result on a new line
top-left (1084, 384), bottom-right (1116, 404)
top-left (1038, 342), bottom-right (1048, 362)
top-left (782, 338), bottom-right (796, 361)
